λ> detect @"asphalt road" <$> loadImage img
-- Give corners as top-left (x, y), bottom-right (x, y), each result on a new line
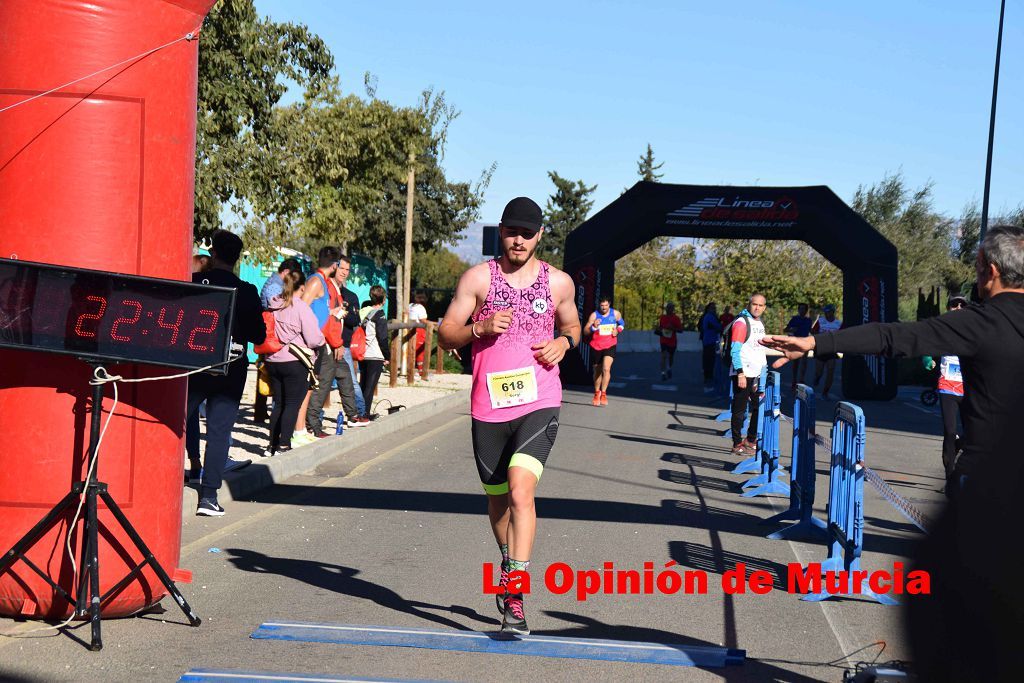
top-left (0, 351), bottom-right (944, 682)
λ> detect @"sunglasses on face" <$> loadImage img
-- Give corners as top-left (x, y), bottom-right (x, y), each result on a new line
top-left (500, 226), bottom-right (540, 240)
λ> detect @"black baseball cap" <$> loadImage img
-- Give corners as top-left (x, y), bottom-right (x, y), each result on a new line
top-left (948, 295), bottom-right (969, 308)
top-left (500, 197), bottom-right (543, 231)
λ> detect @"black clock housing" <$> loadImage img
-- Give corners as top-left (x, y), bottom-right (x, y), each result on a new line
top-left (0, 257), bottom-right (236, 372)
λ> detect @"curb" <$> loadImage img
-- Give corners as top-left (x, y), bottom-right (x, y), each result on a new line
top-left (183, 389), bottom-right (469, 517)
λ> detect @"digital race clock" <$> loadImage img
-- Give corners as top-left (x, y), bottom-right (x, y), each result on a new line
top-left (0, 257), bottom-right (236, 371)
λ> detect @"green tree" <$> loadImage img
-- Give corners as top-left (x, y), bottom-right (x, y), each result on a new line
top-left (851, 172), bottom-right (969, 319)
top-left (691, 240), bottom-right (842, 332)
top-left (232, 76), bottom-right (490, 262)
top-left (195, 0), bottom-right (333, 246)
top-left (616, 238), bottom-right (697, 330)
top-left (347, 89), bottom-right (493, 264)
top-left (956, 201), bottom-right (1024, 271)
top-left (412, 247), bottom-right (470, 290)
top-left (636, 143), bottom-right (664, 181)
top-left (540, 172), bottom-right (596, 269)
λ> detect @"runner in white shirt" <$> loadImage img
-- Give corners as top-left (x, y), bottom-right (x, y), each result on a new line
top-left (811, 304), bottom-right (842, 399)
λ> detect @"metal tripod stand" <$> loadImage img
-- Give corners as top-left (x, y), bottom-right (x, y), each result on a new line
top-left (0, 361), bottom-right (200, 650)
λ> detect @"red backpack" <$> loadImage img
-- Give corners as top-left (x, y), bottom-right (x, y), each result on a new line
top-left (252, 311), bottom-right (283, 355)
top-left (350, 324), bottom-right (367, 361)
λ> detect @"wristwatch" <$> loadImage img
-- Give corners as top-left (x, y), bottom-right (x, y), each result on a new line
top-left (561, 333), bottom-right (576, 350)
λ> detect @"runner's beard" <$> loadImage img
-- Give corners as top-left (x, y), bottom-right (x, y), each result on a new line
top-left (503, 240), bottom-right (537, 267)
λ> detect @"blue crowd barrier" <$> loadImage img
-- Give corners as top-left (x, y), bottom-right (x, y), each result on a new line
top-left (712, 355), bottom-right (729, 397)
top-left (730, 367), bottom-right (770, 473)
top-left (714, 373), bottom-right (732, 422)
top-left (740, 371), bottom-right (789, 496)
top-left (800, 402), bottom-right (897, 605)
top-left (764, 384), bottom-right (828, 540)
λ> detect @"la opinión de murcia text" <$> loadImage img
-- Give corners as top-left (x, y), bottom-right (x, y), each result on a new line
top-left (483, 561), bottom-right (930, 602)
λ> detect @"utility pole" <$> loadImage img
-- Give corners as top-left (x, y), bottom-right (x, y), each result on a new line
top-left (399, 153), bottom-right (415, 377)
top-left (403, 152), bottom-right (415, 322)
top-left (981, 0), bottom-right (1006, 241)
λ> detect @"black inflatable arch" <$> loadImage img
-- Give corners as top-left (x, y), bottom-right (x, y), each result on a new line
top-left (561, 181), bottom-right (898, 401)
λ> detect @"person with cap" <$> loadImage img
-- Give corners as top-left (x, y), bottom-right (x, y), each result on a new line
top-left (185, 230), bottom-right (266, 517)
top-left (923, 295), bottom-right (969, 486)
top-left (810, 304), bottom-right (842, 399)
top-left (438, 196), bottom-right (580, 636)
top-left (760, 224), bottom-right (1024, 682)
top-left (584, 295), bottom-right (624, 405)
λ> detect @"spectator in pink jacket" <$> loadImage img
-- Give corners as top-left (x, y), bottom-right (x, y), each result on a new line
top-left (264, 271), bottom-right (325, 456)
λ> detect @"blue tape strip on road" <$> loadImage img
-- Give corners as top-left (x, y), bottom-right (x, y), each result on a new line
top-left (179, 669), bottom-right (446, 683)
top-left (250, 622), bottom-right (745, 668)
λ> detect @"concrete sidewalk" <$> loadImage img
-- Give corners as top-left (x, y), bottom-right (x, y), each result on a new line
top-left (183, 368), bottom-right (470, 517)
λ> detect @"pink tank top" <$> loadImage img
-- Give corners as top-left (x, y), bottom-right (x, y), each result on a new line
top-left (470, 259), bottom-right (562, 422)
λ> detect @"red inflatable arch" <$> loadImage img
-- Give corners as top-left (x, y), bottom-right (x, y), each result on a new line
top-left (0, 0), bottom-right (217, 618)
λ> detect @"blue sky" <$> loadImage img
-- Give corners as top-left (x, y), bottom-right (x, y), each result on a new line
top-left (254, 0), bottom-right (1021, 239)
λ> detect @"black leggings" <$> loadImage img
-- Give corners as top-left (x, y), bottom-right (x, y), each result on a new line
top-left (267, 360), bottom-right (309, 451)
top-left (359, 359), bottom-right (385, 415)
top-left (939, 392), bottom-right (962, 476)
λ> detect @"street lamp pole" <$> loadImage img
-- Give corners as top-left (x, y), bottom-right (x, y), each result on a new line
top-left (980, 0), bottom-right (1006, 241)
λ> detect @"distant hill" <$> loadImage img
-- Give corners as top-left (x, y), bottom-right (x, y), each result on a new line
top-left (449, 221), bottom-right (488, 265)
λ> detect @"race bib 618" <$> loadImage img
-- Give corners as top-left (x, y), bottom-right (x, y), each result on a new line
top-left (486, 366), bottom-right (538, 409)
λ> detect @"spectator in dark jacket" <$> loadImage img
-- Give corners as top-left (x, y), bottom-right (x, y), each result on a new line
top-left (761, 224), bottom-right (1024, 682)
top-left (186, 230), bottom-right (266, 517)
top-left (359, 285), bottom-right (390, 416)
top-left (336, 255), bottom-right (368, 418)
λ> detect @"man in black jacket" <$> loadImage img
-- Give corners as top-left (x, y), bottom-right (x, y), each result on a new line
top-left (761, 224), bottom-right (1024, 682)
top-left (335, 254), bottom-right (369, 423)
top-left (186, 230), bottom-right (266, 517)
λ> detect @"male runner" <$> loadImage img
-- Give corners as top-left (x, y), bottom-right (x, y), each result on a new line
top-left (656, 302), bottom-right (683, 380)
top-left (584, 296), bottom-right (624, 405)
top-left (439, 196), bottom-right (580, 636)
top-left (728, 294), bottom-right (768, 457)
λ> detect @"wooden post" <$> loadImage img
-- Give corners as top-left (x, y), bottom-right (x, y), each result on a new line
top-left (389, 328), bottom-right (401, 388)
top-left (435, 323), bottom-right (445, 375)
top-left (421, 322), bottom-right (434, 380)
top-left (405, 329), bottom-right (416, 386)
top-left (396, 262), bottom-right (407, 376)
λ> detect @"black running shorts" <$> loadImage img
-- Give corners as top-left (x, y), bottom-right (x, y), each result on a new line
top-left (590, 345), bottom-right (617, 364)
top-left (471, 407), bottom-right (560, 495)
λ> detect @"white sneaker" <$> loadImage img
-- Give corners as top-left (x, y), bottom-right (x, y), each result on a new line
top-left (292, 431), bottom-right (316, 446)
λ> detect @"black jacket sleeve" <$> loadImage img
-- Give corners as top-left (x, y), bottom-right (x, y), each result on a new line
top-left (238, 282), bottom-right (267, 346)
top-left (374, 311), bottom-right (390, 362)
top-left (813, 306), bottom-right (990, 361)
